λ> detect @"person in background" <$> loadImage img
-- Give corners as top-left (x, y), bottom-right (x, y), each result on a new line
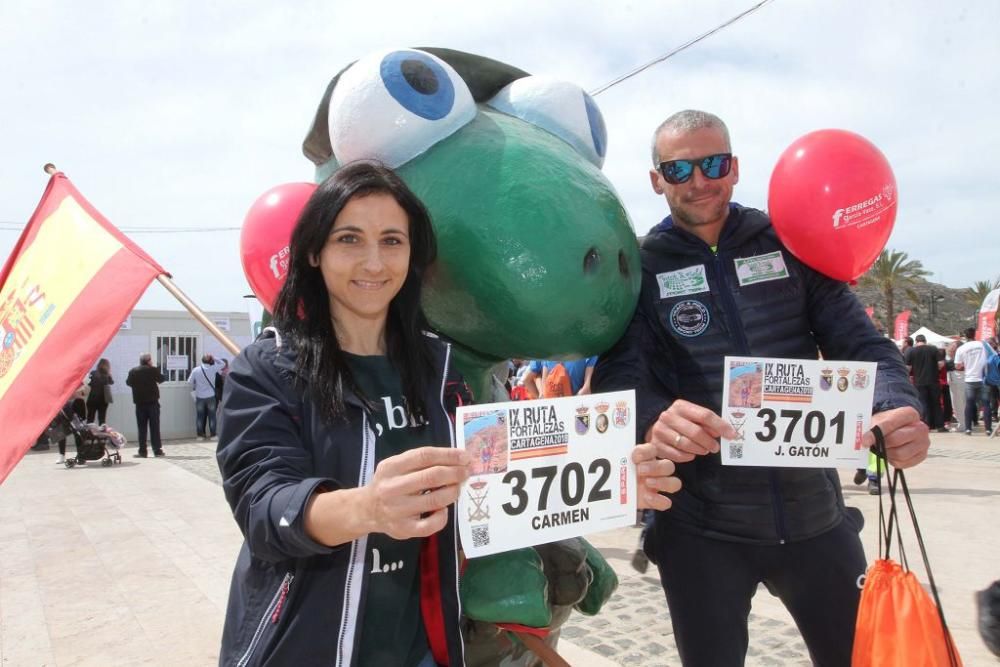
top-left (955, 327), bottom-right (993, 436)
top-left (53, 399), bottom-right (84, 465)
top-left (939, 347), bottom-right (954, 429)
top-left (85, 358), bottom-right (114, 424)
top-left (989, 337), bottom-right (1000, 423)
top-left (187, 354), bottom-right (224, 440)
top-left (126, 353), bottom-right (166, 457)
top-left (947, 339), bottom-right (966, 432)
top-left (70, 378), bottom-right (88, 422)
top-left (901, 336), bottom-right (914, 359)
top-left (906, 334), bottom-right (944, 432)
top-left (214, 358), bottom-right (229, 403)
top-left (522, 357), bottom-right (597, 398)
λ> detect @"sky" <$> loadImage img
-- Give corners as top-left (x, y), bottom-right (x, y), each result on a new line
top-left (2, 0), bottom-right (997, 313)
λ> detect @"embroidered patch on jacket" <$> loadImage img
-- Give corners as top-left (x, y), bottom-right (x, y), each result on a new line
top-left (656, 265), bottom-right (709, 299)
top-left (734, 251), bottom-right (789, 287)
top-left (669, 300), bottom-right (711, 337)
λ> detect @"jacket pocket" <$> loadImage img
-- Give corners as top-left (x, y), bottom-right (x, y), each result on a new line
top-left (235, 572), bottom-right (294, 667)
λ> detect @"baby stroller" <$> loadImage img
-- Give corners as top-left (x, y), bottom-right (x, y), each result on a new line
top-left (48, 410), bottom-right (125, 468)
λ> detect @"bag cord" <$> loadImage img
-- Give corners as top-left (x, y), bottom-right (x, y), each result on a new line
top-left (871, 425), bottom-right (961, 666)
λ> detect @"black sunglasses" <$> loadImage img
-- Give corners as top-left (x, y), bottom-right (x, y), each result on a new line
top-left (657, 153), bottom-right (733, 185)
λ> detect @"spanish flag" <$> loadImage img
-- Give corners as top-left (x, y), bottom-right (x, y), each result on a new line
top-left (0, 172), bottom-right (167, 483)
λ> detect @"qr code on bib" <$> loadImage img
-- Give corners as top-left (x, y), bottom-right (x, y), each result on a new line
top-left (729, 443), bottom-right (743, 459)
top-left (471, 525), bottom-right (490, 548)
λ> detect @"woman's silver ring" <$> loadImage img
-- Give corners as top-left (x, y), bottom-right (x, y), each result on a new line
top-left (674, 433), bottom-right (682, 446)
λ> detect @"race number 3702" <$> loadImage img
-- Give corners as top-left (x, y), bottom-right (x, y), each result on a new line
top-left (501, 459), bottom-right (612, 516)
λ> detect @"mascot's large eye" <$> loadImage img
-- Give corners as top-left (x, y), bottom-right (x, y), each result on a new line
top-left (487, 76), bottom-right (607, 168)
top-left (328, 49), bottom-right (476, 168)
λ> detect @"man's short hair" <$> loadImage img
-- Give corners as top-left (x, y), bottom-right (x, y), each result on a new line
top-left (139, 353), bottom-right (152, 365)
top-left (904, 337), bottom-right (914, 346)
top-left (915, 334), bottom-right (927, 343)
top-left (202, 354), bottom-right (213, 364)
top-left (650, 110), bottom-right (732, 165)
top-left (964, 327), bottom-right (977, 340)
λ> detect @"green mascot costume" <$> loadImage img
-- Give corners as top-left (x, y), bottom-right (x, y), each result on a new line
top-left (302, 48), bottom-right (641, 664)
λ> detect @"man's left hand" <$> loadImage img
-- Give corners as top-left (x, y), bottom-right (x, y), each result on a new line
top-left (862, 406), bottom-right (929, 468)
top-left (632, 443), bottom-right (682, 511)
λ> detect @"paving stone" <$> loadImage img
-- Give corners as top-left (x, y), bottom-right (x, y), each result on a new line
top-left (5, 434), bottom-right (998, 666)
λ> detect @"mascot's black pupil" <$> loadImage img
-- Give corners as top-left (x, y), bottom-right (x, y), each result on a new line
top-left (401, 59), bottom-right (439, 95)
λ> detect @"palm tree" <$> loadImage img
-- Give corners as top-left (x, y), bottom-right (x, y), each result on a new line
top-left (858, 249), bottom-right (930, 327)
top-left (965, 278), bottom-right (1000, 309)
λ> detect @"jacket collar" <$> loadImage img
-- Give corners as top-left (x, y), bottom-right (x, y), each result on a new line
top-left (644, 203), bottom-right (772, 255)
top-left (263, 327), bottom-right (452, 412)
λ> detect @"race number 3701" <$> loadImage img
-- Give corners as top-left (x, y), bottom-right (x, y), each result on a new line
top-left (501, 458), bottom-right (612, 516)
top-left (755, 408), bottom-right (846, 456)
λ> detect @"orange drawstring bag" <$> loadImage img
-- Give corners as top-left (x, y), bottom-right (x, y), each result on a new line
top-left (851, 426), bottom-right (962, 667)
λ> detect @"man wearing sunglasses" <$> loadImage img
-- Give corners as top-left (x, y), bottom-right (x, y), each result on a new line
top-left (595, 110), bottom-right (928, 666)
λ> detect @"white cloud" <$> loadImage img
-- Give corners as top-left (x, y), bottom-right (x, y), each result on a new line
top-left (1, 0), bottom-right (997, 315)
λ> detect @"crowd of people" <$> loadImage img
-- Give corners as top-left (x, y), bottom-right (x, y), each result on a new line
top-left (901, 329), bottom-right (999, 436)
top-left (36, 352), bottom-right (231, 463)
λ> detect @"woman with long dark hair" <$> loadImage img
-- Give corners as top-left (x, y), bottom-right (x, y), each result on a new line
top-left (217, 162), bottom-right (471, 667)
top-left (85, 358), bottom-right (113, 424)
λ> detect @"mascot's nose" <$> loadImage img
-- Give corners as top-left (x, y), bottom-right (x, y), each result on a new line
top-left (618, 249), bottom-right (630, 278)
top-left (582, 247), bottom-right (631, 278)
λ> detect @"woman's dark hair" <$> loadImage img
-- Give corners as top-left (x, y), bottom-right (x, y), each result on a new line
top-left (272, 161), bottom-right (437, 423)
top-left (96, 358), bottom-right (111, 374)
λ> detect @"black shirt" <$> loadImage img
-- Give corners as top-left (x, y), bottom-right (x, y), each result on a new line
top-left (126, 364), bottom-right (165, 404)
top-left (345, 353), bottom-right (431, 667)
top-left (908, 344), bottom-right (940, 386)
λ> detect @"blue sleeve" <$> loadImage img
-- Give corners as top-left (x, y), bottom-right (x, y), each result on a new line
top-left (801, 264), bottom-right (919, 414)
top-left (585, 356), bottom-right (598, 368)
top-left (529, 360), bottom-right (543, 373)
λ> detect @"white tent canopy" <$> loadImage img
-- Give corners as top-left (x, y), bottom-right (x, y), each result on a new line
top-left (910, 326), bottom-right (955, 346)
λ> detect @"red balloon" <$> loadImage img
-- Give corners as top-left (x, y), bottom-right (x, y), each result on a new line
top-left (240, 182), bottom-right (317, 311)
top-left (768, 129), bottom-right (897, 282)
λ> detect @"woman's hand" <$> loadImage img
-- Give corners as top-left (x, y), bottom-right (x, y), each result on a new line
top-left (632, 443), bottom-right (682, 511)
top-left (364, 446), bottom-right (471, 539)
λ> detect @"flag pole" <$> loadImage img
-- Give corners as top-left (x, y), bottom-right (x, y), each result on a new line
top-left (156, 275), bottom-right (242, 356)
top-left (42, 163), bottom-right (242, 356)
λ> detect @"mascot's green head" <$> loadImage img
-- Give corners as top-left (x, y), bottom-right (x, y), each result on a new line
top-left (303, 48), bottom-right (640, 393)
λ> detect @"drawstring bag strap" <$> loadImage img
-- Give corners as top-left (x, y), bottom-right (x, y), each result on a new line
top-left (869, 424), bottom-right (961, 666)
top-left (872, 426), bottom-right (906, 566)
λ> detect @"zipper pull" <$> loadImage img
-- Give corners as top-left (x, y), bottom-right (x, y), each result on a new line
top-left (271, 577), bottom-right (291, 624)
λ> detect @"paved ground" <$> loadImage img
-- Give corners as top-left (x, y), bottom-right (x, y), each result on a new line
top-left (2, 429), bottom-right (997, 665)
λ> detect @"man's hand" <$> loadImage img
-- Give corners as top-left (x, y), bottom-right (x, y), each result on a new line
top-left (645, 400), bottom-right (737, 463)
top-left (632, 443), bottom-right (682, 510)
top-left (862, 406), bottom-right (929, 469)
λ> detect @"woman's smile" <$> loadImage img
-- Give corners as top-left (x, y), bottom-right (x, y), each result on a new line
top-left (351, 278), bottom-right (392, 290)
